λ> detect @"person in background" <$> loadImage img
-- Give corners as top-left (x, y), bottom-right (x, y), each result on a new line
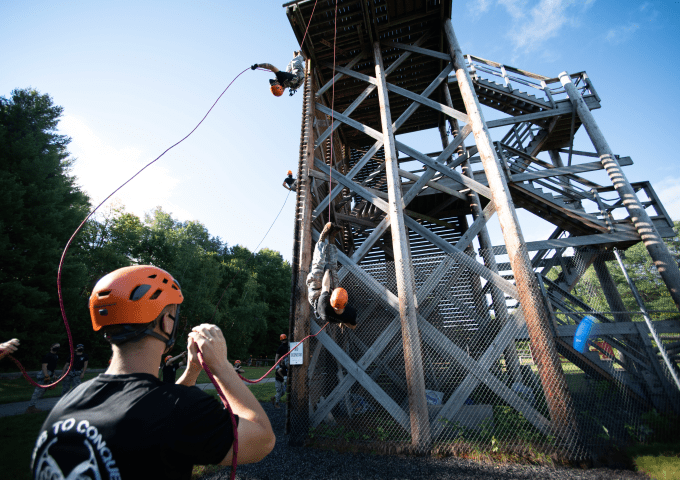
top-left (60, 343), bottom-right (89, 396)
top-left (234, 360), bottom-right (245, 374)
top-left (26, 342), bottom-right (60, 414)
top-left (251, 51), bottom-right (305, 97)
top-left (162, 351), bottom-right (187, 384)
top-left (282, 170), bottom-right (297, 191)
top-left (271, 333), bottom-right (289, 409)
top-left (306, 222), bottom-right (357, 330)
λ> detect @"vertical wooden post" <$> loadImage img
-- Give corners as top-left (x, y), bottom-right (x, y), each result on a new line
top-left (289, 59), bottom-right (315, 445)
top-left (444, 19), bottom-right (580, 436)
top-left (440, 85), bottom-right (522, 383)
top-left (373, 41), bottom-right (431, 448)
top-left (560, 72), bottom-right (680, 311)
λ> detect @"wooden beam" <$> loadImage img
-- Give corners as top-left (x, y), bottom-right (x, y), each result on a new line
top-left (490, 231), bottom-right (641, 255)
top-left (374, 42), bottom-right (431, 447)
top-left (404, 215), bottom-right (519, 299)
top-left (381, 40), bottom-right (451, 61)
top-left (310, 320), bottom-right (411, 431)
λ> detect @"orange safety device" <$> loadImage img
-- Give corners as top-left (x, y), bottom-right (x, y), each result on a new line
top-left (89, 265), bottom-right (184, 346)
top-left (270, 84), bottom-right (284, 97)
top-left (287, 170), bottom-right (292, 175)
top-left (280, 333), bottom-right (287, 341)
top-left (330, 288), bottom-right (348, 310)
top-left (235, 360), bottom-right (241, 364)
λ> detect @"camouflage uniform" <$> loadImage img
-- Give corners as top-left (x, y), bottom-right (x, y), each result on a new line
top-left (306, 241), bottom-right (339, 309)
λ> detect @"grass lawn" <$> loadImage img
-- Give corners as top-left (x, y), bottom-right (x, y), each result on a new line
top-left (205, 381), bottom-right (281, 403)
top-left (629, 443), bottom-right (680, 480)
top-left (0, 411), bottom-right (50, 480)
top-left (0, 372), bottom-right (101, 405)
top-left (193, 365), bottom-right (275, 384)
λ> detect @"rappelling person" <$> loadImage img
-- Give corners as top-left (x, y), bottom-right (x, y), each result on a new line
top-left (30, 265), bottom-right (275, 478)
top-left (282, 170), bottom-right (297, 191)
top-left (251, 50), bottom-right (305, 97)
top-left (306, 222), bottom-right (357, 330)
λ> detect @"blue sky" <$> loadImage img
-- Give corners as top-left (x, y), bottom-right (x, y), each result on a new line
top-left (2, 0), bottom-right (678, 262)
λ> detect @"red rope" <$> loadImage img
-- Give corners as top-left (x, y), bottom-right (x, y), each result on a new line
top-left (1, 68), bottom-right (249, 388)
top-left (299, 0), bottom-right (319, 49)
top-left (236, 321), bottom-right (329, 384)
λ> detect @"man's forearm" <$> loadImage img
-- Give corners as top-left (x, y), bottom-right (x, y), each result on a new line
top-left (176, 364), bottom-right (201, 387)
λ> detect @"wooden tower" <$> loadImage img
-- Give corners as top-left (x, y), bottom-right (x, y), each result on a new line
top-left (284, 0), bottom-right (680, 454)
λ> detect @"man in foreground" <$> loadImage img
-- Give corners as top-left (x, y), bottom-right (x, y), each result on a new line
top-left (31, 265), bottom-right (275, 479)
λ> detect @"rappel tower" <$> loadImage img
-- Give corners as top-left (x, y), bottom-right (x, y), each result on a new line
top-left (284, 0), bottom-right (680, 458)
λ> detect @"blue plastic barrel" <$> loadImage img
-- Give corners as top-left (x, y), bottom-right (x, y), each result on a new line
top-left (573, 315), bottom-right (595, 353)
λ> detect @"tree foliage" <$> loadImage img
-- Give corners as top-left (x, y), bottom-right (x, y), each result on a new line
top-left (0, 88), bottom-right (91, 363)
top-left (0, 89), bottom-right (292, 371)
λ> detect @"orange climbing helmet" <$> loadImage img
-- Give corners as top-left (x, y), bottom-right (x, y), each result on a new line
top-left (89, 265), bottom-right (184, 346)
top-left (235, 360), bottom-right (241, 364)
top-left (165, 355), bottom-right (172, 364)
top-left (330, 288), bottom-right (348, 310)
top-left (271, 84), bottom-right (284, 97)
top-left (280, 333), bottom-right (287, 341)
top-left (287, 170), bottom-right (292, 175)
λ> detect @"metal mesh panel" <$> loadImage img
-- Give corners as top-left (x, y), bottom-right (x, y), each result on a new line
top-left (288, 240), bottom-right (679, 461)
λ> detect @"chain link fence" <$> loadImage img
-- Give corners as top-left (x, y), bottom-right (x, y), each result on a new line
top-left (288, 239), bottom-right (679, 464)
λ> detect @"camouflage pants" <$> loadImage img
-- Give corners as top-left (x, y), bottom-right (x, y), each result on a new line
top-left (61, 371), bottom-right (82, 396)
top-left (28, 371), bottom-right (54, 407)
top-left (275, 378), bottom-right (286, 404)
top-left (306, 241), bottom-right (339, 307)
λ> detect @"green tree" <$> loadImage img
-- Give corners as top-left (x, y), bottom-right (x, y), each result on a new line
top-left (0, 88), bottom-right (91, 367)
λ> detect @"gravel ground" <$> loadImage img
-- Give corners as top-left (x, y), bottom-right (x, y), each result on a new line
top-left (201, 403), bottom-right (650, 480)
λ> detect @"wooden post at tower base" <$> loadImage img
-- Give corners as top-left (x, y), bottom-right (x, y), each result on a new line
top-left (373, 41), bottom-right (431, 449)
top-left (444, 19), bottom-right (580, 438)
top-left (289, 59), bottom-right (315, 445)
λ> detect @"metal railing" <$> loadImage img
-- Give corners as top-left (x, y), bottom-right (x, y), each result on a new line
top-left (464, 54), bottom-right (600, 106)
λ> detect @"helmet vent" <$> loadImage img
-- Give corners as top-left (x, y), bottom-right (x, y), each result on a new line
top-left (99, 309), bottom-right (108, 316)
top-left (98, 290), bottom-right (112, 298)
top-left (148, 274), bottom-right (157, 279)
top-left (130, 285), bottom-right (151, 301)
top-left (172, 284), bottom-right (179, 291)
top-left (162, 278), bottom-right (168, 284)
top-left (149, 289), bottom-right (163, 300)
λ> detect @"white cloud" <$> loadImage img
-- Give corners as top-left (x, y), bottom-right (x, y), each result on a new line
top-left (61, 114), bottom-right (191, 222)
top-left (498, 0), bottom-right (528, 19)
top-left (655, 177), bottom-right (680, 221)
top-left (468, 0), bottom-right (493, 19)
top-left (505, 0), bottom-right (581, 53)
top-left (605, 23), bottom-right (640, 45)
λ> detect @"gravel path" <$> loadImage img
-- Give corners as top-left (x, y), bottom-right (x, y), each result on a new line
top-left (201, 402), bottom-right (650, 480)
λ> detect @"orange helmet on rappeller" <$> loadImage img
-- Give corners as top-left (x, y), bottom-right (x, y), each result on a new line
top-left (270, 84), bottom-right (284, 97)
top-left (89, 265), bottom-right (184, 347)
top-left (330, 288), bottom-right (348, 310)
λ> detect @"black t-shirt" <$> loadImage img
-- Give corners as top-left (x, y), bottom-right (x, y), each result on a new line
top-left (284, 176), bottom-right (295, 186)
top-left (41, 352), bottom-right (59, 372)
top-left (276, 341), bottom-right (289, 359)
top-left (317, 291), bottom-right (357, 326)
top-left (162, 363), bottom-right (180, 384)
top-left (31, 373), bottom-right (237, 480)
top-left (67, 353), bottom-right (89, 371)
